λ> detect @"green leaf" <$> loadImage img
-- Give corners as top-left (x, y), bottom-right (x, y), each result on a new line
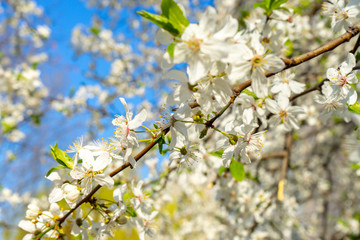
top-left (242, 89), bottom-right (260, 100)
top-left (352, 163), bottom-right (360, 169)
top-left (210, 150), bottom-right (224, 158)
top-left (218, 166), bottom-right (227, 176)
top-left (161, 0), bottom-right (189, 34)
top-left (199, 127), bottom-right (208, 139)
top-left (90, 27), bottom-right (101, 35)
top-left (1, 121), bottom-right (16, 134)
top-left (45, 166), bottom-right (67, 177)
top-left (284, 39), bottom-right (294, 57)
top-left (137, 11), bottom-right (179, 36)
top-left (356, 52), bottom-right (360, 62)
top-left (158, 135), bottom-right (165, 155)
top-left (167, 42), bottom-right (175, 58)
top-left (272, 0), bottom-right (288, 9)
top-left (126, 206), bottom-right (137, 217)
top-left (254, 2), bottom-right (267, 9)
top-left (229, 160), bottom-right (245, 181)
top-left (348, 102), bottom-right (360, 114)
top-left (30, 113), bottom-right (42, 125)
top-left (254, 0), bottom-right (288, 17)
top-left (50, 143), bottom-right (74, 169)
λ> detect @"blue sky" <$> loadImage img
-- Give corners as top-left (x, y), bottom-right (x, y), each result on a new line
top-left (1, 0), bottom-right (215, 209)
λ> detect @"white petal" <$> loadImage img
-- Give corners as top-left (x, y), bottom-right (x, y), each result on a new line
top-left (278, 94), bottom-right (290, 110)
top-left (155, 28), bottom-right (172, 45)
top-left (48, 187), bottom-right (63, 203)
top-left (266, 98), bottom-right (280, 113)
top-left (70, 166), bottom-right (85, 180)
top-left (164, 69), bottom-right (188, 84)
top-left (129, 109), bottom-right (147, 129)
top-left (93, 152), bottom-right (111, 171)
top-left (79, 149), bottom-right (94, 170)
top-left (222, 146), bottom-right (234, 167)
top-left (95, 174), bottom-right (114, 188)
top-left (347, 87), bottom-right (358, 105)
top-left (18, 220), bottom-right (35, 233)
top-left (289, 80), bottom-right (305, 94)
top-left (243, 108), bottom-right (254, 125)
top-left (213, 15), bottom-right (238, 40)
top-left (119, 97), bottom-right (128, 112)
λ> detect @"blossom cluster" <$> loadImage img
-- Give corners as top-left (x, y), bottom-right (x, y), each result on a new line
top-left (10, 0), bottom-right (360, 239)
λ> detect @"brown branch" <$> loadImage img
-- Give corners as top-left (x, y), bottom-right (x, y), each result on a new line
top-left (350, 33), bottom-right (360, 54)
top-left (261, 151), bottom-right (287, 160)
top-left (280, 134), bottom-right (293, 182)
top-left (279, 22), bottom-right (360, 74)
top-left (57, 22), bottom-right (360, 229)
top-left (289, 79), bottom-right (326, 102)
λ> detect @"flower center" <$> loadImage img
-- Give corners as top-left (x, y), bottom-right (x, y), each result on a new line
top-left (279, 110), bottom-right (288, 123)
top-left (251, 55), bottom-right (263, 67)
top-left (180, 146), bottom-right (188, 155)
top-left (338, 75), bottom-right (347, 86)
top-left (186, 38), bottom-right (202, 52)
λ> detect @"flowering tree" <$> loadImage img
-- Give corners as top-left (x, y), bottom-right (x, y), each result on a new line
top-left (2, 0), bottom-right (360, 239)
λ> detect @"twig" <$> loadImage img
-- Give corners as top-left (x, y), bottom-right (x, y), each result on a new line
top-left (350, 33), bottom-right (360, 54)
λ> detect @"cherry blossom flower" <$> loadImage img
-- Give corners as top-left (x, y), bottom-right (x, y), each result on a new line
top-left (218, 123), bottom-right (266, 166)
top-left (271, 71), bottom-right (305, 97)
top-left (70, 149), bottom-right (114, 195)
top-left (136, 210), bottom-right (159, 240)
top-left (229, 35), bottom-right (285, 98)
top-left (266, 95), bottom-right (304, 131)
top-left (322, 0), bottom-right (360, 32)
top-left (172, 7), bottom-right (238, 82)
top-left (314, 81), bottom-right (351, 122)
top-left (169, 140), bottom-right (202, 169)
top-left (112, 97), bottom-right (147, 167)
top-left (326, 53), bottom-right (358, 104)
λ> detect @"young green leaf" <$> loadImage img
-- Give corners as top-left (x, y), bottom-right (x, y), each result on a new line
top-left (348, 102), bottom-right (360, 114)
top-left (167, 42), bottom-right (175, 58)
top-left (210, 150), bottom-right (224, 158)
top-left (46, 166), bottom-right (67, 177)
top-left (242, 89), bottom-right (260, 100)
top-left (137, 11), bottom-right (179, 36)
top-left (218, 166), bottom-right (227, 176)
top-left (229, 160), bottom-right (245, 181)
top-left (161, 0), bottom-right (189, 34)
top-left (50, 143), bottom-right (74, 169)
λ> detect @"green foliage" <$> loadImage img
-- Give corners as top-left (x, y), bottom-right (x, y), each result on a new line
top-left (210, 149), bottom-right (224, 158)
top-left (167, 42), bottom-right (175, 58)
top-left (199, 127), bottom-right (208, 139)
top-left (352, 163), bottom-right (360, 169)
top-left (254, 0), bottom-right (289, 17)
top-left (242, 89), bottom-right (260, 100)
top-left (161, 0), bottom-right (189, 33)
top-left (138, 0), bottom-right (189, 37)
top-left (156, 134), bottom-right (168, 155)
top-left (218, 166), bottom-right (227, 176)
top-left (46, 166), bottom-right (67, 177)
top-left (90, 27), bottom-right (101, 35)
top-left (284, 39), bottom-right (294, 57)
top-left (50, 143), bottom-right (74, 169)
top-left (348, 102), bottom-right (360, 114)
top-left (229, 160), bottom-right (245, 181)
top-left (1, 121), bottom-right (16, 134)
top-left (30, 113), bottom-right (42, 125)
